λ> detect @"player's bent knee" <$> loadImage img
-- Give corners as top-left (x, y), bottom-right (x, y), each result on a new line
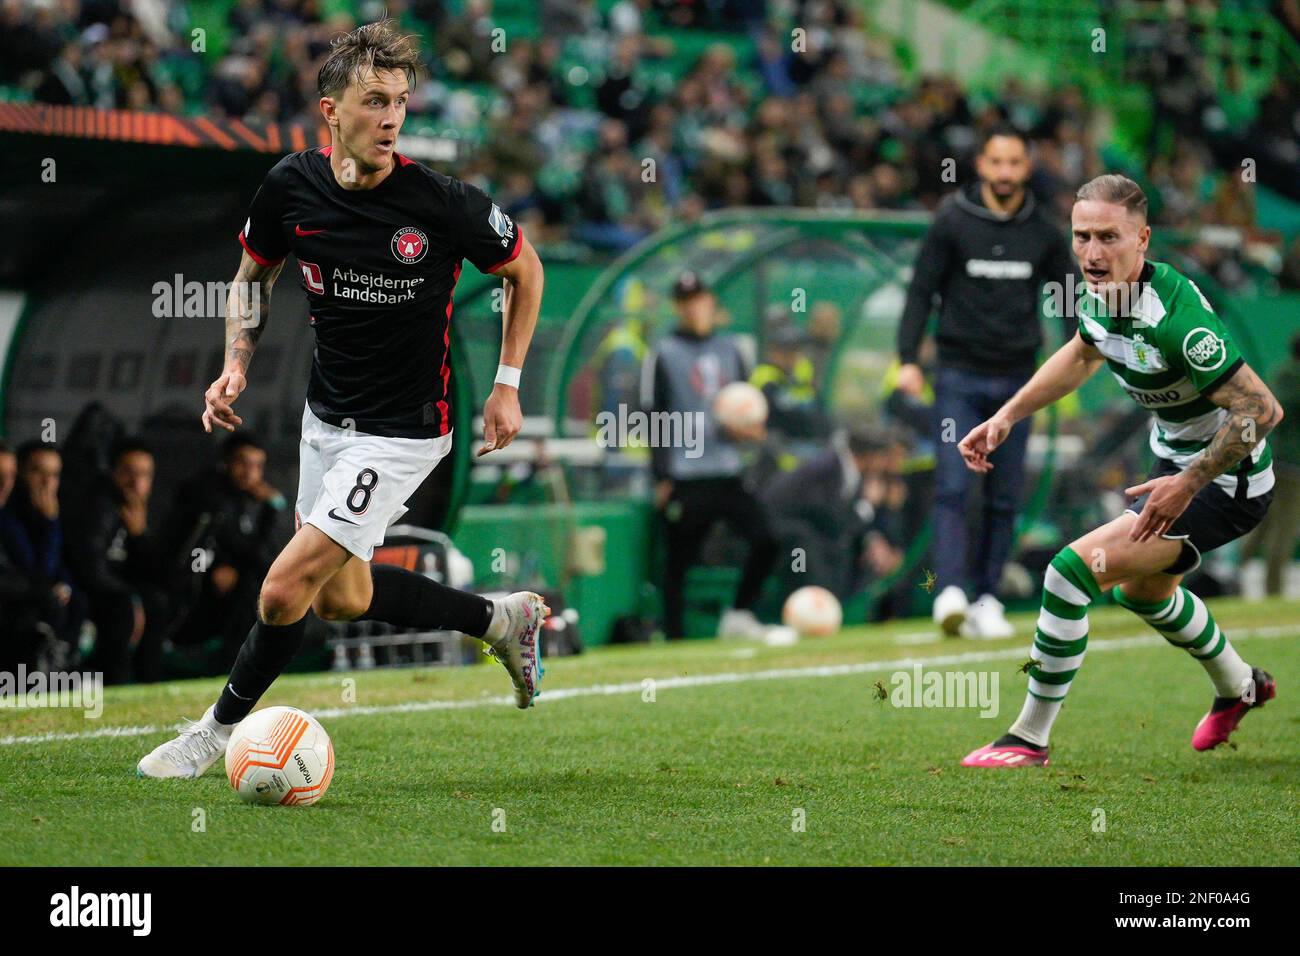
top-left (258, 577), bottom-right (312, 626)
top-left (311, 592), bottom-right (368, 622)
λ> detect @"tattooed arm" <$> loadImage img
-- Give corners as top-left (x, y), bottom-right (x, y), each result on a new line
top-left (1128, 363), bottom-right (1284, 542)
top-left (202, 250), bottom-right (285, 433)
top-left (1184, 363), bottom-right (1285, 491)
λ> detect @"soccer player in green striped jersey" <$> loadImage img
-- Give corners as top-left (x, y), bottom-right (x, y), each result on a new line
top-left (956, 174), bottom-right (1285, 767)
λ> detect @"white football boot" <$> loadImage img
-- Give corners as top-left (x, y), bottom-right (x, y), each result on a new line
top-left (967, 593), bottom-right (1015, 639)
top-left (717, 608), bottom-right (765, 640)
top-left (932, 585), bottom-right (969, 637)
top-left (762, 625), bottom-right (800, 646)
top-left (136, 705), bottom-right (232, 779)
top-left (485, 592), bottom-right (549, 708)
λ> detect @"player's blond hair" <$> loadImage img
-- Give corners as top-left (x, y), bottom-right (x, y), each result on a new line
top-left (1075, 174), bottom-right (1148, 222)
top-left (317, 19), bottom-right (421, 98)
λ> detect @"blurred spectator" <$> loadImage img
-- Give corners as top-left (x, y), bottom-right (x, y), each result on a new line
top-left (159, 433), bottom-right (288, 670)
top-left (750, 324), bottom-right (831, 451)
top-left (0, 440), bottom-right (14, 505)
top-left (489, 438), bottom-right (567, 505)
top-left (596, 35), bottom-right (652, 138)
top-left (805, 301), bottom-right (842, 382)
top-left (437, 0), bottom-right (499, 82)
top-left (540, 0), bottom-right (599, 38)
top-left (59, 401), bottom-right (126, 541)
top-left (0, 439), bottom-right (21, 659)
top-left (0, 442), bottom-right (81, 673)
top-left (895, 126), bottom-right (1076, 639)
top-left (763, 424), bottom-right (907, 602)
top-left (575, 119), bottom-right (655, 251)
top-left (643, 271), bottom-right (778, 639)
top-left (1282, 234), bottom-right (1300, 291)
top-left (596, 314), bottom-right (649, 427)
top-left (33, 42), bottom-right (90, 106)
top-left (65, 439), bottom-right (168, 684)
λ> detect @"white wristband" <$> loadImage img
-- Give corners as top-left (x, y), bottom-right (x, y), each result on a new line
top-left (495, 364), bottom-right (521, 388)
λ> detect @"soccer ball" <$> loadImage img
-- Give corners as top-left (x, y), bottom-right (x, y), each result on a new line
top-left (782, 586), bottom-right (842, 637)
top-left (713, 381), bottom-right (768, 430)
top-left (225, 706), bottom-right (335, 806)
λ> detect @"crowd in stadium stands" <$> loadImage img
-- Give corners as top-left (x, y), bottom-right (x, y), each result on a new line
top-left (0, 425), bottom-right (289, 684)
top-left (5, 0), bottom-right (1298, 276)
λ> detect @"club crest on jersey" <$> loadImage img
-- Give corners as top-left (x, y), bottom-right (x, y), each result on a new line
top-left (1183, 326), bottom-right (1226, 373)
top-left (1130, 332), bottom-right (1164, 372)
top-left (391, 226), bottom-right (428, 264)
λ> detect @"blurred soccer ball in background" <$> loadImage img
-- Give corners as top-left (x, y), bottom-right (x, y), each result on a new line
top-left (713, 381), bottom-right (768, 431)
top-left (782, 586), bottom-right (843, 637)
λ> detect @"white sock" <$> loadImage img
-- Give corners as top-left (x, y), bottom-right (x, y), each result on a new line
top-left (1005, 556), bottom-right (1096, 748)
top-left (484, 599), bottom-right (508, 642)
top-left (201, 704), bottom-right (234, 736)
top-left (1203, 645), bottom-right (1254, 699)
top-left (1008, 696), bottom-right (1061, 748)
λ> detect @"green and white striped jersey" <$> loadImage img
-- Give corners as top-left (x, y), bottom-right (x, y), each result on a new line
top-left (1076, 260), bottom-right (1273, 498)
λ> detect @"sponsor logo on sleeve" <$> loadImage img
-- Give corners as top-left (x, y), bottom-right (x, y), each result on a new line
top-left (1183, 326), bottom-right (1226, 373)
top-left (488, 204), bottom-right (515, 247)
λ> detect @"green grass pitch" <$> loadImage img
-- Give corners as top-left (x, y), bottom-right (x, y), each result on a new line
top-left (2, 598), bottom-right (1297, 866)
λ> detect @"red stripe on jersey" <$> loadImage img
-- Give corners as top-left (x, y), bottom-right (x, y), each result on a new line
top-left (483, 230), bottom-right (523, 274)
top-left (237, 230), bottom-right (284, 267)
top-left (319, 145), bottom-right (332, 157)
top-left (395, 152), bottom-right (415, 167)
top-left (436, 262), bottom-right (462, 436)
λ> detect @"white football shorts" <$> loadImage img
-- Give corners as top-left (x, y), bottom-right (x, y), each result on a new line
top-left (295, 402), bottom-right (453, 561)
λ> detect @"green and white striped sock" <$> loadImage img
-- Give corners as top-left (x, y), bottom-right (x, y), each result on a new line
top-left (1113, 586), bottom-right (1252, 698)
top-left (1008, 548), bottom-right (1101, 747)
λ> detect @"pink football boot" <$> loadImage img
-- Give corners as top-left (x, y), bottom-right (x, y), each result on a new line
top-left (960, 735), bottom-right (1049, 767)
top-left (1192, 667), bottom-right (1275, 751)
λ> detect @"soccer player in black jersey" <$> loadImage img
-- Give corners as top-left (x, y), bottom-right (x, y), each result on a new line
top-left (139, 21), bottom-right (549, 779)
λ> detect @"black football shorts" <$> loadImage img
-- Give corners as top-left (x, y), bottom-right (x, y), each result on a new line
top-left (1125, 457), bottom-right (1274, 575)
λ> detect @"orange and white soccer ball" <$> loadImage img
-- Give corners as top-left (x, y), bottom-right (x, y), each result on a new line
top-left (225, 706), bottom-right (335, 806)
top-left (713, 381), bottom-right (768, 430)
top-left (782, 586), bottom-right (843, 637)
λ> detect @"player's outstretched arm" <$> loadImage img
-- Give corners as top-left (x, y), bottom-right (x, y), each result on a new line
top-left (958, 333), bottom-right (1103, 472)
top-left (477, 234), bottom-right (543, 457)
top-left (203, 250), bottom-right (285, 433)
top-left (1126, 363), bottom-right (1283, 542)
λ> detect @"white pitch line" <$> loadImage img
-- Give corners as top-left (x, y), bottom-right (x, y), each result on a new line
top-left (1, 625), bottom-right (1293, 748)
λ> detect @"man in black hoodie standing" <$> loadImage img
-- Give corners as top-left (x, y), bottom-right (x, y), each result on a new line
top-left (896, 126), bottom-right (1076, 639)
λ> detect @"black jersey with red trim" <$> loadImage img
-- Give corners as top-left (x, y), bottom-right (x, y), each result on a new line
top-left (237, 146), bottom-right (521, 438)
